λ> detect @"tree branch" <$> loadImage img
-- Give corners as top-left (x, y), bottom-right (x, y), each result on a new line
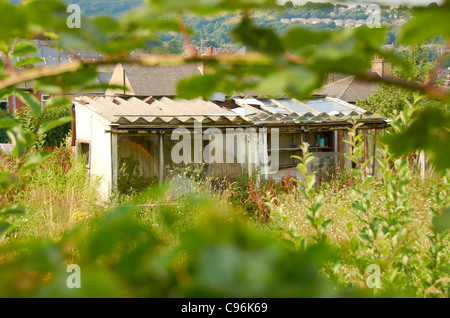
top-left (425, 40), bottom-right (450, 87)
top-left (0, 52), bottom-right (447, 100)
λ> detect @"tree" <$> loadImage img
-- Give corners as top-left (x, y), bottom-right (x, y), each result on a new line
top-left (356, 46), bottom-right (443, 117)
top-left (203, 40), bottom-right (219, 48)
top-left (166, 39), bottom-right (183, 54)
top-left (283, 1), bottom-right (293, 8)
top-left (145, 37), bottom-right (165, 54)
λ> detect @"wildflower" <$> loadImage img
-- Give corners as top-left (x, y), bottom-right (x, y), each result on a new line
top-left (71, 211), bottom-right (89, 223)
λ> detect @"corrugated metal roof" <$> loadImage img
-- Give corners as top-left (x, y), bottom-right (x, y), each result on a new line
top-left (76, 96), bottom-right (250, 125)
top-left (75, 95), bottom-right (387, 127)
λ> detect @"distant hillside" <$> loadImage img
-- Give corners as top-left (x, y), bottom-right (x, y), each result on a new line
top-left (8, 0), bottom-right (143, 17)
top-left (68, 0), bottom-right (142, 17)
top-left (7, 1), bottom-right (422, 50)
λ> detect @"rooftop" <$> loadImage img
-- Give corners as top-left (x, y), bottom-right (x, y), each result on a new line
top-left (315, 76), bottom-right (379, 103)
top-left (74, 95), bottom-right (388, 128)
top-left (117, 63), bottom-right (203, 97)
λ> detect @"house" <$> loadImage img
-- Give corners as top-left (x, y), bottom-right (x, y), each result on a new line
top-left (0, 67), bottom-right (113, 118)
top-left (315, 76), bottom-right (379, 104)
top-left (73, 95), bottom-right (389, 200)
top-left (105, 63), bottom-right (203, 97)
top-left (0, 66), bottom-right (113, 143)
top-left (316, 55), bottom-right (392, 104)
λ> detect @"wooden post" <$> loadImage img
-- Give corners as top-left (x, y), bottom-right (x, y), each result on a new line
top-left (372, 129), bottom-right (377, 177)
top-left (111, 133), bottom-right (118, 194)
top-left (364, 130), bottom-right (368, 177)
top-left (259, 128), bottom-right (269, 180)
top-left (338, 130), bottom-right (344, 152)
top-left (419, 150), bottom-right (426, 181)
top-left (71, 104), bottom-right (76, 147)
top-left (247, 129), bottom-right (251, 178)
top-left (123, 68), bottom-right (126, 95)
top-left (159, 132), bottom-right (164, 184)
top-left (204, 134), bottom-right (210, 178)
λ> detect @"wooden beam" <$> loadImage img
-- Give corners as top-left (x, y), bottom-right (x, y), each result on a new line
top-left (364, 130), bottom-right (368, 177)
top-left (419, 151), bottom-right (426, 181)
top-left (290, 98), bottom-right (321, 115)
top-left (71, 104), bottom-right (76, 147)
top-left (159, 132), bottom-right (164, 184)
top-left (270, 99), bottom-right (301, 116)
top-left (372, 129), bottom-right (377, 177)
top-left (111, 133), bottom-right (118, 195)
top-left (259, 128), bottom-right (269, 180)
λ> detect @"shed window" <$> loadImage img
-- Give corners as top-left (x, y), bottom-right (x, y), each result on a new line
top-left (77, 142), bottom-right (91, 169)
top-left (41, 94), bottom-right (51, 109)
top-left (0, 98), bottom-right (8, 114)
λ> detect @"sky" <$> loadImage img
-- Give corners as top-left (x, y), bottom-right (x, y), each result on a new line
top-left (279, 0), bottom-right (444, 6)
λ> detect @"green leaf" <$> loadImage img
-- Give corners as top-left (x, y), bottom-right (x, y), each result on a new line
top-left (400, 6), bottom-right (450, 44)
top-left (315, 192), bottom-right (324, 205)
top-left (353, 26), bottom-right (389, 49)
top-left (93, 15), bottom-right (120, 34)
top-left (304, 155), bottom-right (315, 166)
top-left (14, 90), bottom-right (42, 117)
top-left (306, 214), bottom-right (315, 227)
top-left (296, 163), bottom-right (308, 175)
top-left (257, 66), bottom-right (320, 99)
top-left (321, 219), bottom-right (333, 232)
top-left (0, 172), bottom-right (14, 192)
top-left (41, 96), bottom-right (72, 110)
top-left (346, 221), bottom-right (353, 232)
top-left (21, 151), bottom-right (53, 171)
top-left (232, 16), bottom-right (285, 56)
top-left (0, 203), bottom-right (26, 217)
top-left (34, 66), bottom-right (98, 92)
top-left (143, 0), bottom-right (277, 15)
top-left (349, 236), bottom-right (359, 251)
top-left (288, 221), bottom-right (298, 237)
top-left (362, 177), bottom-right (374, 190)
top-left (352, 201), bottom-right (367, 214)
top-left (10, 41), bottom-right (39, 59)
top-left (298, 188), bottom-right (309, 199)
top-left (0, 220), bottom-right (11, 237)
top-left (360, 233), bottom-right (373, 243)
top-left (14, 56), bottom-right (44, 68)
top-left (282, 28), bottom-right (331, 51)
top-left (7, 125), bottom-right (36, 158)
top-left (381, 107), bottom-right (450, 171)
top-left (177, 74), bottom-right (222, 100)
top-left (58, 33), bottom-right (95, 51)
top-left (432, 205), bottom-right (450, 234)
top-left (0, 117), bottom-right (17, 129)
top-left (38, 116), bottom-right (73, 135)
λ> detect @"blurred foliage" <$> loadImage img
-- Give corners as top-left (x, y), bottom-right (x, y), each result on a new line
top-left (0, 191), bottom-right (347, 298)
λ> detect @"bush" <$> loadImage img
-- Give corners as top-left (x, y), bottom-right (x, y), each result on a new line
top-left (17, 105), bottom-right (72, 148)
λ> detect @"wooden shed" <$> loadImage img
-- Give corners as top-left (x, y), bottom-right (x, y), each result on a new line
top-left (73, 95), bottom-right (389, 200)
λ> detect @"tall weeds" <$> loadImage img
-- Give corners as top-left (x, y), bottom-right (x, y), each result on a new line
top-left (1, 146), bottom-right (102, 242)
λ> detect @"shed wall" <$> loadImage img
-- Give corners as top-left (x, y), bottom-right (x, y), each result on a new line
top-left (90, 117), bottom-right (113, 200)
top-left (75, 105), bottom-right (112, 200)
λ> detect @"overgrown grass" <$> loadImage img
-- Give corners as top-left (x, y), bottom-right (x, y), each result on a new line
top-left (0, 147), bottom-right (104, 243)
top-left (0, 140), bottom-right (448, 297)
